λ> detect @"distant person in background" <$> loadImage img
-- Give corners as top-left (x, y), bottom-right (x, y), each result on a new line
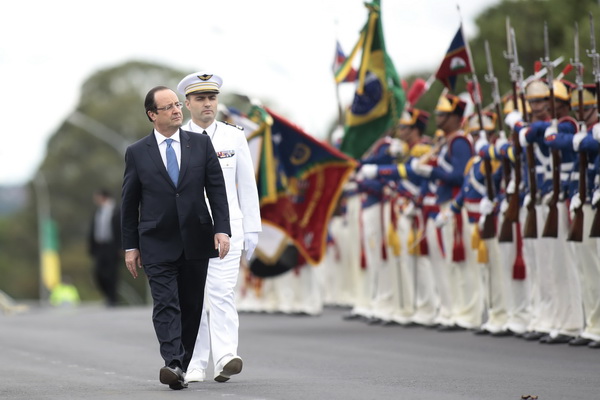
top-left (177, 72), bottom-right (261, 384)
top-left (88, 188), bottom-right (121, 307)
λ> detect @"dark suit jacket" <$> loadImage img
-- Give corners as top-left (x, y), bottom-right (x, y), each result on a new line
top-left (120, 129), bottom-right (230, 264)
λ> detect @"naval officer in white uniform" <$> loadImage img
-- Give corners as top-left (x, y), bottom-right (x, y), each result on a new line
top-left (177, 72), bottom-right (262, 383)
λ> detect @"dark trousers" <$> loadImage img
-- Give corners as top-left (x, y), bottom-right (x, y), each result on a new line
top-left (92, 244), bottom-right (119, 306)
top-left (144, 254), bottom-right (208, 371)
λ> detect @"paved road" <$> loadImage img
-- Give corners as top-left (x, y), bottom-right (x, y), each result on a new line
top-left (1, 304), bottom-right (598, 399)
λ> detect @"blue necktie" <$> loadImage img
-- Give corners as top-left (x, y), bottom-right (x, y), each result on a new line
top-left (165, 138), bottom-right (179, 185)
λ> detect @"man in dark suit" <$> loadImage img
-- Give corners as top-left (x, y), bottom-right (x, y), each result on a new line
top-left (88, 188), bottom-right (121, 307)
top-left (121, 86), bottom-right (231, 390)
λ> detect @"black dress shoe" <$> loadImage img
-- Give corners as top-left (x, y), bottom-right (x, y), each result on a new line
top-left (522, 331), bottom-right (545, 341)
top-left (342, 313), bottom-right (361, 321)
top-left (538, 334), bottom-right (551, 343)
top-left (542, 334), bottom-right (573, 344)
top-left (437, 324), bottom-right (466, 332)
top-left (569, 336), bottom-right (593, 346)
top-left (160, 365), bottom-right (187, 390)
top-left (588, 340), bottom-right (600, 349)
top-left (490, 329), bottom-right (514, 337)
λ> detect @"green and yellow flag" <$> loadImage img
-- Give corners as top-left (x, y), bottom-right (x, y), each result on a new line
top-left (340, 0), bottom-right (405, 160)
top-left (41, 218), bottom-right (61, 290)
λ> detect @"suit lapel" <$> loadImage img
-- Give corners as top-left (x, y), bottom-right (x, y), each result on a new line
top-left (145, 132), bottom-right (176, 189)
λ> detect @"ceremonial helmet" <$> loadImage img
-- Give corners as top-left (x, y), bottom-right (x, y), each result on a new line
top-left (570, 84), bottom-right (597, 111)
top-left (525, 79), bottom-right (549, 101)
top-left (435, 93), bottom-right (467, 117)
top-left (464, 111), bottom-right (497, 134)
top-left (398, 108), bottom-right (430, 133)
top-left (502, 95), bottom-right (531, 114)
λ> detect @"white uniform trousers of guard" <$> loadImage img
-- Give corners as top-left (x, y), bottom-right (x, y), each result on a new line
top-left (522, 205), bottom-right (552, 335)
top-left (188, 219), bottom-right (244, 375)
top-left (326, 212), bottom-right (360, 307)
top-left (398, 212), bottom-right (437, 326)
top-left (574, 204), bottom-right (600, 341)
top-left (546, 202), bottom-right (583, 338)
top-left (499, 215), bottom-right (530, 335)
top-left (341, 193), bottom-right (363, 314)
top-left (480, 233), bottom-right (510, 334)
top-left (371, 199), bottom-right (398, 322)
top-left (351, 202), bottom-right (381, 319)
top-left (450, 217), bottom-right (483, 329)
top-left (426, 213), bottom-right (453, 327)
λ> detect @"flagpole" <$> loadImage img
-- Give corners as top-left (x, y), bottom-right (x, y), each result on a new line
top-left (33, 172), bottom-right (51, 306)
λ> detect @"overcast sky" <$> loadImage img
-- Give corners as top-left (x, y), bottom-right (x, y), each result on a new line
top-left (0, 0), bottom-right (499, 186)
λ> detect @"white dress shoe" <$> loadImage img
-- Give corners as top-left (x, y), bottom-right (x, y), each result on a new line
top-left (184, 368), bottom-right (205, 383)
top-left (214, 356), bottom-right (243, 382)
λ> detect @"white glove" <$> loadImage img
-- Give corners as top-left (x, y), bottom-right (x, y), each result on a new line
top-left (572, 130), bottom-right (587, 152)
top-left (519, 127), bottom-right (529, 148)
top-left (569, 194), bottom-right (582, 214)
top-left (358, 164), bottom-right (378, 180)
top-left (523, 193), bottom-right (532, 208)
top-left (500, 198), bottom-right (509, 214)
top-left (544, 119), bottom-right (558, 139)
top-left (477, 215), bottom-right (487, 232)
top-left (474, 131), bottom-right (489, 154)
top-left (388, 138), bottom-right (406, 157)
top-left (592, 188), bottom-right (600, 206)
top-left (434, 209), bottom-right (451, 228)
top-left (541, 191), bottom-right (553, 205)
top-left (410, 158), bottom-right (433, 178)
top-left (494, 132), bottom-right (508, 154)
top-left (479, 196), bottom-right (494, 216)
top-left (506, 179), bottom-right (516, 195)
top-left (593, 124), bottom-right (600, 143)
top-left (403, 201), bottom-right (418, 217)
top-left (504, 110), bottom-right (523, 130)
top-left (244, 232), bottom-right (259, 261)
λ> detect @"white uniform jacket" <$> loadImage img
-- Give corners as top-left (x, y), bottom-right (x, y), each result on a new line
top-left (184, 120), bottom-right (262, 235)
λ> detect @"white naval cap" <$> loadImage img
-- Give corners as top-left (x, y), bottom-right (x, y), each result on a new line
top-left (177, 72), bottom-right (223, 96)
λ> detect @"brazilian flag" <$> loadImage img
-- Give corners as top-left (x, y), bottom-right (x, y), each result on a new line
top-left (340, 0), bottom-right (405, 160)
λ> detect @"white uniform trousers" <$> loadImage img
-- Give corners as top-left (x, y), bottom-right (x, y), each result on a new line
top-left (498, 215), bottom-right (530, 335)
top-left (574, 204), bottom-right (600, 341)
top-left (351, 202), bottom-right (381, 318)
top-left (426, 214), bottom-right (453, 327)
top-left (480, 234), bottom-right (510, 333)
top-left (341, 194), bottom-right (363, 312)
top-left (546, 202), bottom-right (583, 338)
top-left (449, 217), bottom-right (483, 329)
top-left (188, 219), bottom-right (244, 372)
top-left (399, 213), bottom-right (438, 325)
top-left (371, 200), bottom-right (397, 322)
top-left (522, 205), bottom-right (553, 334)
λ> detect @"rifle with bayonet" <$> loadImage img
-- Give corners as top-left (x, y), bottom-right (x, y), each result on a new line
top-left (568, 22), bottom-right (587, 242)
top-left (501, 19), bottom-right (524, 231)
top-left (484, 40), bottom-right (512, 242)
top-left (587, 13), bottom-right (600, 238)
top-left (511, 25), bottom-right (538, 238)
top-left (472, 73), bottom-right (497, 239)
top-left (541, 22), bottom-right (561, 238)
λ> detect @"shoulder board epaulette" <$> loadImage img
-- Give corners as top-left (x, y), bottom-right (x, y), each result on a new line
top-left (220, 120), bottom-right (244, 130)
